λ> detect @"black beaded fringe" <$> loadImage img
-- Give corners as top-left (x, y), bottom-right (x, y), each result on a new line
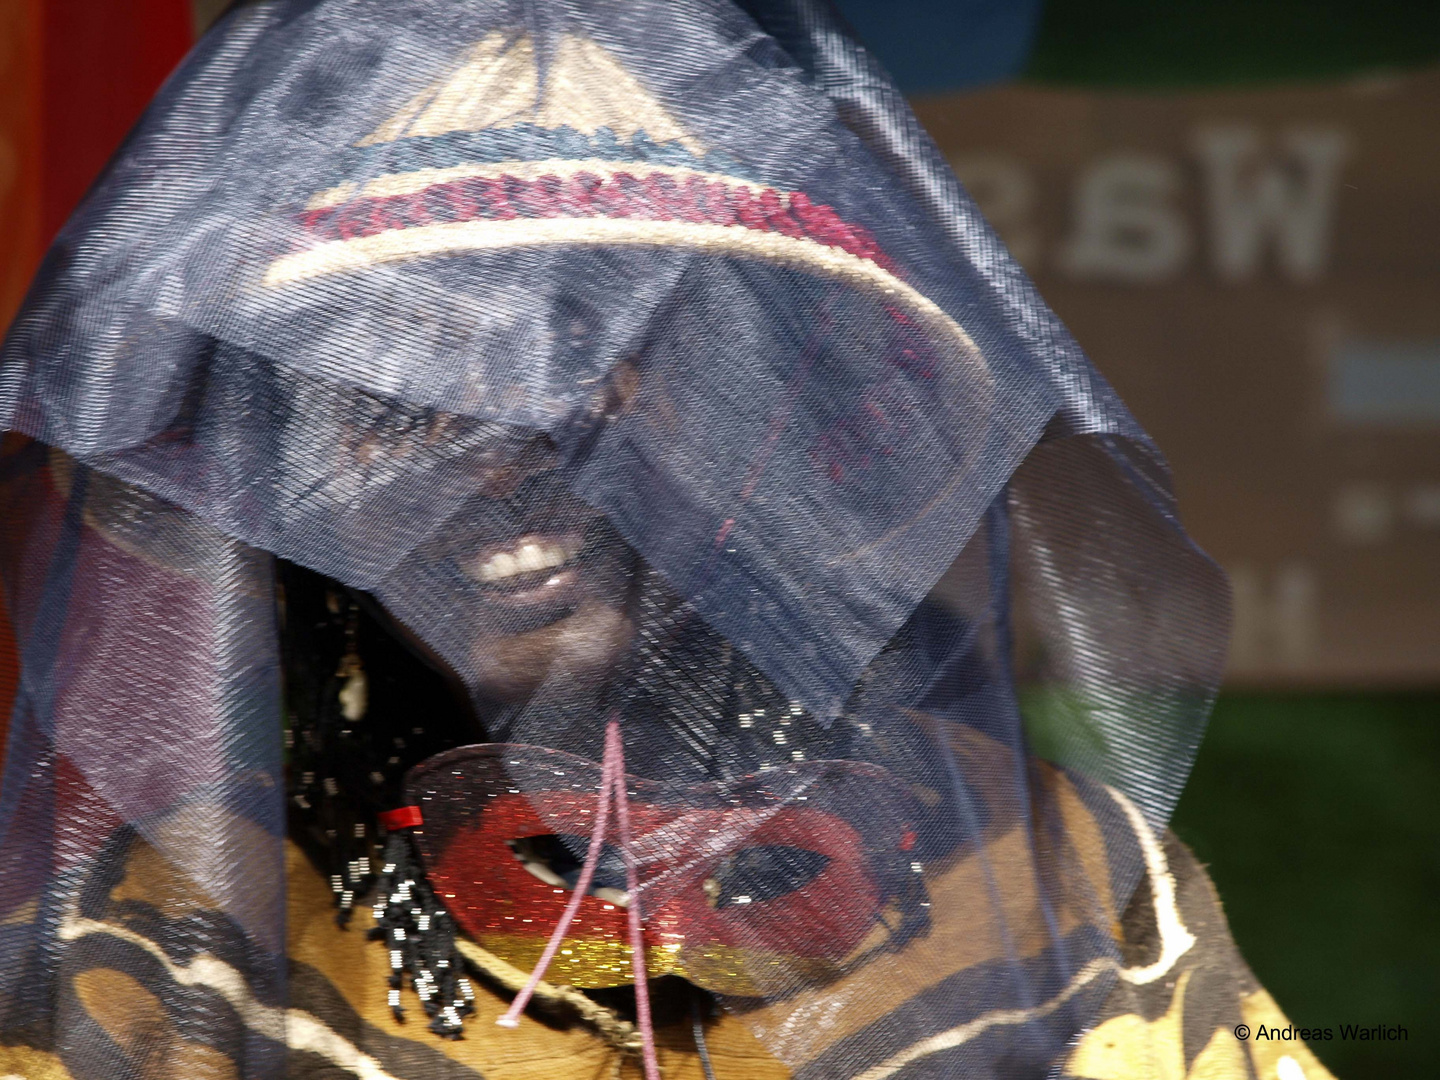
top-left (370, 827), bottom-right (476, 1037)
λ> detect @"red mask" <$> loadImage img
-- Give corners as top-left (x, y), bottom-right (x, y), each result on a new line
top-left (405, 744), bottom-right (927, 996)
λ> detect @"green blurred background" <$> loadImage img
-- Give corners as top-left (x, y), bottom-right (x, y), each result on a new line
top-left (1172, 695), bottom-right (1440, 1078)
top-left (1025, 0), bottom-right (1440, 88)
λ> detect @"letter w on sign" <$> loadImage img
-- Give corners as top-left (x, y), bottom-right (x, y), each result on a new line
top-left (1193, 125), bottom-right (1351, 283)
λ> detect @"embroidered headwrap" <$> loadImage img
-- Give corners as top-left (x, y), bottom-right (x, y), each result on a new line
top-left (0, 1), bottom-right (1229, 1077)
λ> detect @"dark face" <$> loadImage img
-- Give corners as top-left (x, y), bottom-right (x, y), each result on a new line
top-left (449, 363), bottom-right (642, 703)
top-left (454, 468), bottom-right (637, 702)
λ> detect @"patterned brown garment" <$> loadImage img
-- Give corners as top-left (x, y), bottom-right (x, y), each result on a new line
top-left (0, 786), bottom-right (1335, 1080)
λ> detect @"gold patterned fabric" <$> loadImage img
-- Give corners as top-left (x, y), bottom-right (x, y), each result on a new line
top-left (1062, 835), bottom-right (1337, 1080)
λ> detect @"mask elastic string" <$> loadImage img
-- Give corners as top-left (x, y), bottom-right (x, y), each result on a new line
top-left (496, 725), bottom-right (620, 1029)
top-left (608, 718), bottom-right (661, 1080)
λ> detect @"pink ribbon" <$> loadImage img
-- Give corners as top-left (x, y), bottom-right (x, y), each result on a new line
top-left (497, 717), bottom-right (661, 1080)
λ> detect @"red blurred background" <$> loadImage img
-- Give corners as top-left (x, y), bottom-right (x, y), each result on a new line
top-left (0, 0), bottom-right (193, 727)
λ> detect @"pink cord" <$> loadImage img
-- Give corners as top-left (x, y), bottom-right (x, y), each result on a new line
top-left (608, 720), bottom-right (661, 1080)
top-left (496, 730), bottom-right (619, 1029)
top-left (496, 720), bottom-right (661, 1080)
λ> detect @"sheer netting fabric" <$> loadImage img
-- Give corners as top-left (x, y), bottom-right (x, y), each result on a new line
top-left (0, 2), bottom-right (1229, 1078)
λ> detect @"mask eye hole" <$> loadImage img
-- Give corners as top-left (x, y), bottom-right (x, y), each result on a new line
top-left (507, 834), bottom-right (630, 906)
top-left (703, 846), bottom-right (830, 910)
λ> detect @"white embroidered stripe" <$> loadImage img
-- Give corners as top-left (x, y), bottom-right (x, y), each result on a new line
top-left (848, 785), bottom-right (1196, 1080)
top-left (58, 909), bottom-right (404, 1080)
top-left (851, 957), bottom-right (1117, 1080)
top-left (1110, 785), bottom-right (1198, 986)
top-left (262, 217), bottom-right (982, 364)
top-left (304, 159), bottom-right (769, 211)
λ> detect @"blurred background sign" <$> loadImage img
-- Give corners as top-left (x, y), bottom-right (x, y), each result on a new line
top-left (832, 0), bottom-right (1440, 688)
top-left (912, 72), bottom-right (1440, 687)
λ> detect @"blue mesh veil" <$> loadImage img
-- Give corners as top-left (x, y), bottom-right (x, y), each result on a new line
top-left (0, 1), bottom-right (1229, 1077)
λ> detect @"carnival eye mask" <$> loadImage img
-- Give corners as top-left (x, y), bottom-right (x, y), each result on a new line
top-left (403, 744), bottom-right (929, 997)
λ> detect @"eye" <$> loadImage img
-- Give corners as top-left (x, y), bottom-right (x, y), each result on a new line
top-left (703, 846), bottom-right (830, 909)
top-left (507, 834), bottom-right (630, 906)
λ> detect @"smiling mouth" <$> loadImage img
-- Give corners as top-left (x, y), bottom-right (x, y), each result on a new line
top-left (462, 527), bottom-right (598, 626)
top-left (466, 532), bottom-right (583, 611)
top-left (474, 534), bottom-right (585, 588)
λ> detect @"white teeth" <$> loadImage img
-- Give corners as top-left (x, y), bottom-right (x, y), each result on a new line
top-left (475, 538), bottom-right (580, 583)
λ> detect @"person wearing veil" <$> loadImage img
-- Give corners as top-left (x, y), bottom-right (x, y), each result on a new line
top-left (0, 2), bottom-right (1336, 1079)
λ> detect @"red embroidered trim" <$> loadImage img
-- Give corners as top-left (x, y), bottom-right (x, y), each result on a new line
top-left (298, 171), bottom-right (894, 272)
top-left (378, 805), bottom-right (425, 831)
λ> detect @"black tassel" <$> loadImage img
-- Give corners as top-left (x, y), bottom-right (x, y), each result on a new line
top-left (280, 564), bottom-right (484, 1039)
top-left (369, 826), bottom-right (476, 1037)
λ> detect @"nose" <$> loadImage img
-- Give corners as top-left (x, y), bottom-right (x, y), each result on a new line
top-left (472, 435), bottom-right (563, 499)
